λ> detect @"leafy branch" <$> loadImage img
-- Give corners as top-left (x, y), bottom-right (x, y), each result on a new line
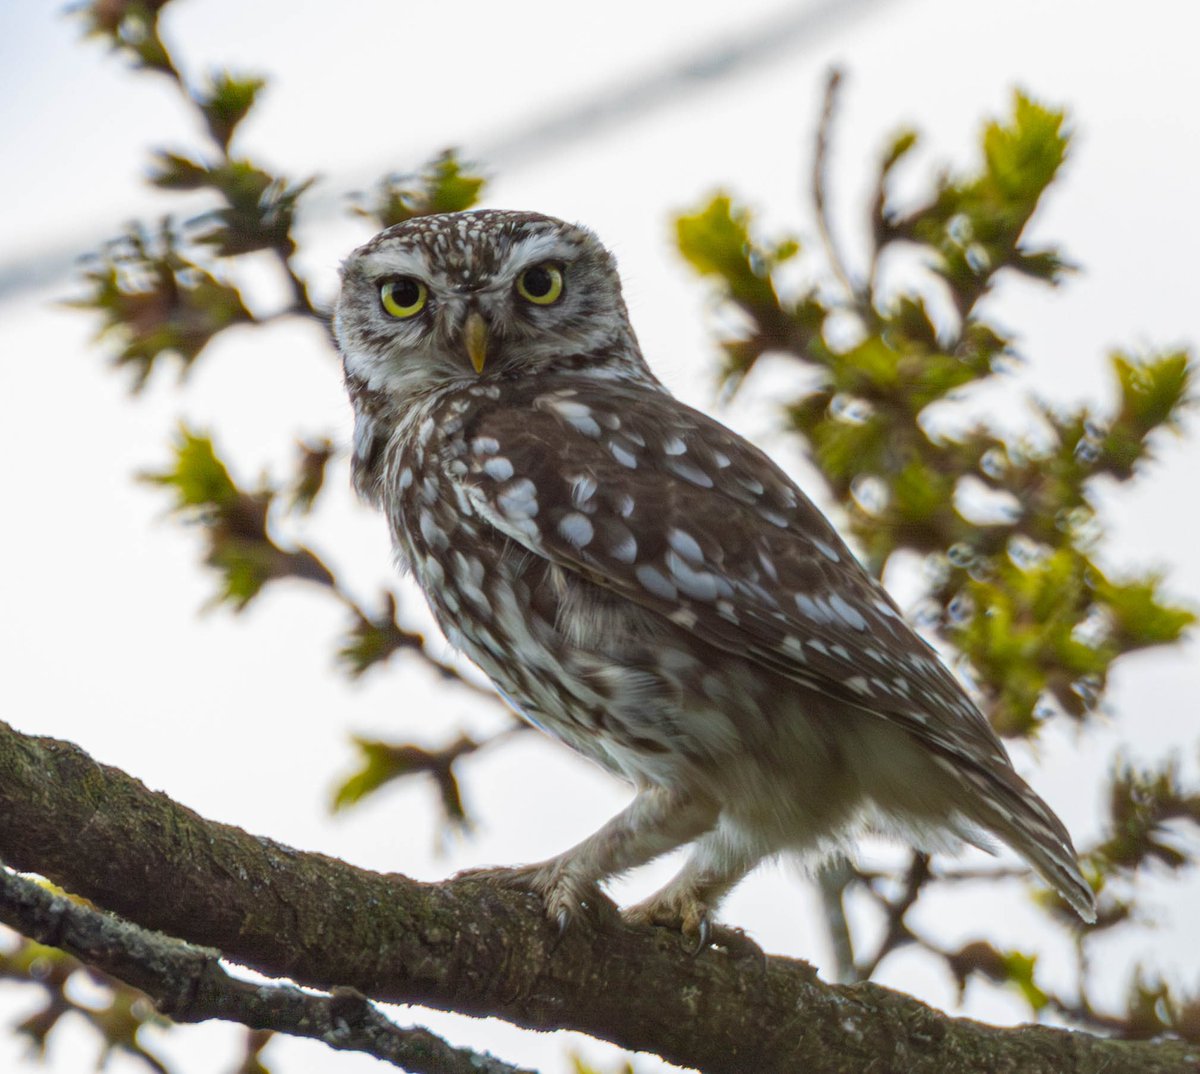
top-left (675, 71), bottom-right (1196, 1012)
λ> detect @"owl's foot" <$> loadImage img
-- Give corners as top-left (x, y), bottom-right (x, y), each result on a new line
top-left (624, 892), bottom-right (764, 964)
top-left (455, 862), bottom-right (616, 934)
top-left (624, 889), bottom-right (719, 954)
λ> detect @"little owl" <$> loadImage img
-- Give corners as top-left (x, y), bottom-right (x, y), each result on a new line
top-left (334, 209), bottom-right (1095, 940)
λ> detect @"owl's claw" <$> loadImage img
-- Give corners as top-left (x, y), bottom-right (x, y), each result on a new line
top-left (454, 862), bottom-right (613, 935)
top-left (624, 891), bottom-right (765, 965)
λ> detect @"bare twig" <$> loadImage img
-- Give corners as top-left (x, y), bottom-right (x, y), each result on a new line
top-left (855, 852), bottom-right (930, 980)
top-left (0, 869), bottom-right (534, 1074)
top-left (811, 68), bottom-right (859, 303)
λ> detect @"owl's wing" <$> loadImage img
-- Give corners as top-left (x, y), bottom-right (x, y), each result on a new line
top-left (451, 378), bottom-right (1009, 770)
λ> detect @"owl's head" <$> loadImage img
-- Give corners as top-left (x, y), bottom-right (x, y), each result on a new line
top-left (335, 210), bottom-right (645, 399)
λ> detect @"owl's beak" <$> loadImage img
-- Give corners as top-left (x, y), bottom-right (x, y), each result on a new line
top-left (464, 311), bottom-right (488, 374)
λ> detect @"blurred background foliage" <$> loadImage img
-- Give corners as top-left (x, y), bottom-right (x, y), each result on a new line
top-left (3, 0), bottom-right (1196, 1070)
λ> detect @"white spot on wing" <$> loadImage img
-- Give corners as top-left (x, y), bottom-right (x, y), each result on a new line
top-left (846, 675), bottom-right (871, 696)
top-left (716, 599), bottom-right (739, 622)
top-left (609, 532), bottom-right (638, 563)
top-left (635, 564), bottom-right (677, 600)
top-left (482, 456), bottom-right (514, 481)
top-left (813, 538), bottom-right (841, 563)
top-left (665, 457), bottom-right (714, 488)
top-left (666, 528), bottom-right (704, 565)
top-left (662, 435), bottom-right (687, 456)
top-left (873, 598), bottom-right (901, 619)
top-left (781, 635), bottom-right (807, 660)
top-left (497, 478), bottom-right (538, 519)
top-left (557, 512), bottom-right (594, 548)
top-left (418, 510), bottom-right (448, 551)
top-left (830, 592), bottom-right (868, 630)
top-left (795, 593), bottom-right (832, 624)
top-left (570, 474), bottom-right (597, 508)
top-left (471, 436), bottom-right (500, 456)
top-left (665, 551), bottom-right (721, 601)
top-left (757, 550), bottom-right (779, 582)
top-left (543, 397), bottom-right (601, 438)
top-left (609, 441), bottom-right (638, 469)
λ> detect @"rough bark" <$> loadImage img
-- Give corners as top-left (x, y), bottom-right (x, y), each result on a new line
top-left (1, 718), bottom-right (1196, 1074)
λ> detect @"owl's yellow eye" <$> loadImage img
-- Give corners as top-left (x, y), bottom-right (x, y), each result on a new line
top-left (516, 263), bottom-right (564, 305)
top-left (380, 277), bottom-right (428, 318)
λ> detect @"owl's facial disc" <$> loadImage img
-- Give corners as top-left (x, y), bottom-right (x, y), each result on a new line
top-left (335, 209), bottom-right (640, 393)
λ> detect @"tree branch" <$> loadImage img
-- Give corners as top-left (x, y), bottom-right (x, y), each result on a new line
top-left (0, 870), bottom-right (531, 1074)
top-left (0, 718), bottom-right (1195, 1074)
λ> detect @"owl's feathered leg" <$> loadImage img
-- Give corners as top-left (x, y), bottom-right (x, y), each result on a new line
top-left (461, 784), bottom-right (719, 930)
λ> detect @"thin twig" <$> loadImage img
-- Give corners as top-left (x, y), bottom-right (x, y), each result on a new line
top-left (817, 861), bottom-right (857, 983)
top-left (0, 868), bottom-right (536, 1074)
top-left (854, 852), bottom-right (930, 980)
top-left (811, 67), bottom-right (859, 302)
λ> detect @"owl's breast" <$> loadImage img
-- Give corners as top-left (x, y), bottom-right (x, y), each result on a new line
top-left (379, 390), bottom-right (750, 779)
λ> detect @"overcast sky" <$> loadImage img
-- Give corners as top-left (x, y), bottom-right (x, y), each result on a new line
top-left (1, 2), bottom-right (1198, 1072)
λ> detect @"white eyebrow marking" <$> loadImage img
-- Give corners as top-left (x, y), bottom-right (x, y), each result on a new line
top-left (507, 233), bottom-right (571, 268)
top-left (359, 248), bottom-right (430, 281)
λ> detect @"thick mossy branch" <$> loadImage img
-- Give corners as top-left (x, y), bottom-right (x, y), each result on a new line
top-left (1, 719), bottom-right (1195, 1074)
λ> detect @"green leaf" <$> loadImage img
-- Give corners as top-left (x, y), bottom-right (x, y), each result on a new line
top-left (337, 592), bottom-right (430, 678)
top-left (143, 428), bottom-right (335, 610)
top-left (999, 951), bottom-right (1050, 1013)
top-left (194, 160), bottom-right (316, 257)
top-left (196, 71), bottom-right (266, 150)
top-left (143, 426), bottom-right (239, 510)
top-left (1113, 350), bottom-right (1193, 432)
top-left (148, 150), bottom-right (211, 190)
top-left (1092, 757), bottom-right (1200, 876)
top-left (350, 150), bottom-right (487, 229)
top-left (880, 128), bottom-right (919, 175)
top-left (286, 437), bottom-right (334, 514)
top-left (74, 0), bottom-right (178, 77)
top-left (1095, 573), bottom-right (1196, 649)
top-left (332, 735), bottom-right (475, 834)
top-left (675, 194), bottom-right (786, 311)
top-left (981, 92), bottom-right (1068, 208)
top-left (69, 222), bottom-right (253, 389)
top-left (331, 737), bottom-right (424, 810)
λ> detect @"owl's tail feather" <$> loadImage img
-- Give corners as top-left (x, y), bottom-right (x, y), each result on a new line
top-left (969, 770), bottom-right (1097, 923)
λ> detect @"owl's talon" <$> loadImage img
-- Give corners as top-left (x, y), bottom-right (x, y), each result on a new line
top-left (705, 924), bottom-right (767, 969)
top-left (624, 890), bottom-right (716, 952)
top-left (455, 862), bottom-right (611, 935)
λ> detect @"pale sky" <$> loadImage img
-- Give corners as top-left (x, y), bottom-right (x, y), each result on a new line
top-left (1, 2), bottom-right (1198, 1072)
